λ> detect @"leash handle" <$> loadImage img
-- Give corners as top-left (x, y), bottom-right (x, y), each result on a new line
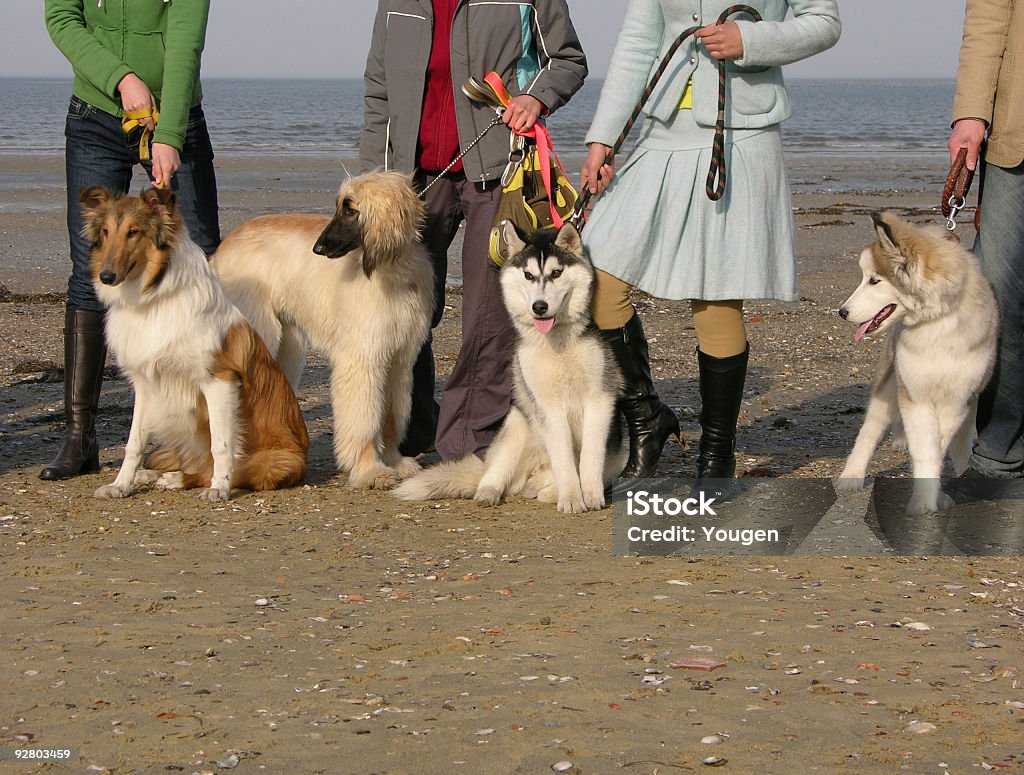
top-left (121, 107), bottom-right (160, 163)
top-left (570, 5), bottom-right (762, 226)
top-left (942, 146), bottom-right (975, 231)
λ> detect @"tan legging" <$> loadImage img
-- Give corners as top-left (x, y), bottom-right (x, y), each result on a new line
top-left (592, 269), bottom-right (746, 358)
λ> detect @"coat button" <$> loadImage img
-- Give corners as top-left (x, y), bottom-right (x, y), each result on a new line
top-left (692, 13), bottom-right (699, 21)
top-left (690, 57), bottom-right (696, 64)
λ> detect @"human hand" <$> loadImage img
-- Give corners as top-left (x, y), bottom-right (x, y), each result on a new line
top-left (948, 118), bottom-right (987, 170)
top-left (502, 94), bottom-right (545, 133)
top-left (150, 143), bottom-right (180, 189)
top-left (117, 73), bottom-right (157, 131)
top-left (696, 20), bottom-right (744, 60)
top-left (580, 143), bottom-right (614, 197)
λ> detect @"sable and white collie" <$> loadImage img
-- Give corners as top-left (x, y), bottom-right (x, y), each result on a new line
top-left (84, 186), bottom-right (308, 502)
top-left (210, 171), bottom-right (433, 490)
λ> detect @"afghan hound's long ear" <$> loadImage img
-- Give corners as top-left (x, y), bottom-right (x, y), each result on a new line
top-left (359, 173), bottom-right (425, 278)
top-left (79, 187), bottom-right (113, 245)
top-left (140, 187), bottom-right (179, 249)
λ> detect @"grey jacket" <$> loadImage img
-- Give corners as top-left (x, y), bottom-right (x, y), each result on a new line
top-left (360, 0), bottom-right (588, 183)
top-left (587, 0), bottom-right (841, 145)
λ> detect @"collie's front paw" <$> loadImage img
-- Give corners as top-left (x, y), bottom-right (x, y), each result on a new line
top-left (198, 486), bottom-right (231, 503)
top-left (94, 483), bottom-right (131, 499)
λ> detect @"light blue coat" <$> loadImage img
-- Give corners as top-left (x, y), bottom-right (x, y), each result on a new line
top-left (587, 0), bottom-right (841, 145)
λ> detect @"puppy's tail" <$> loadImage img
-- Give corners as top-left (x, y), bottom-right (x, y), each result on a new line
top-left (391, 456), bottom-right (486, 501)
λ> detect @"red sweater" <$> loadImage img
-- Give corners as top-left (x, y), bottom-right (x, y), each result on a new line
top-left (417, 0), bottom-right (462, 173)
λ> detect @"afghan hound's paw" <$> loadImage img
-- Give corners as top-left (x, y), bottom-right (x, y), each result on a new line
top-left (133, 469), bottom-right (161, 486)
top-left (198, 486), bottom-right (231, 503)
top-left (395, 456), bottom-right (421, 480)
top-left (94, 483), bottom-right (131, 499)
top-left (348, 465), bottom-right (399, 490)
top-left (155, 471), bottom-right (185, 490)
top-left (474, 485), bottom-right (503, 507)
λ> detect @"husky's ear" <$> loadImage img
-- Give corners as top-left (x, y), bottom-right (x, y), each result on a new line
top-left (140, 187), bottom-right (178, 249)
top-left (871, 211), bottom-right (900, 255)
top-left (501, 220), bottom-right (527, 259)
top-left (554, 222), bottom-right (583, 255)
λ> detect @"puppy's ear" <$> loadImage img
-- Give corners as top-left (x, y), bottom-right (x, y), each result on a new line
top-left (140, 187), bottom-right (178, 249)
top-left (554, 222), bottom-right (583, 255)
top-left (500, 220), bottom-right (527, 260)
top-left (871, 211), bottom-right (901, 255)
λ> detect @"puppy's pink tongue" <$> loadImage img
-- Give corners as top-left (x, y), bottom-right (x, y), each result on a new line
top-left (534, 316), bottom-right (555, 334)
top-left (854, 320), bottom-right (872, 343)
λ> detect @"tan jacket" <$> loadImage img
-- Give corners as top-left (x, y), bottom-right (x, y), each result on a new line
top-left (952, 0), bottom-right (1024, 168)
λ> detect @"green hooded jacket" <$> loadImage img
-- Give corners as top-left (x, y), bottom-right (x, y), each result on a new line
top-left (45, 0), bottom-right (210, 151)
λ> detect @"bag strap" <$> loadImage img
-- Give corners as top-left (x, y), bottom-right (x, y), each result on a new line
top-left (481, 72), bottom-right (568, 228)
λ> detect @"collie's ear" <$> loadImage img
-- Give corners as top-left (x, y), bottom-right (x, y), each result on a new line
top-left (141, 186), bottom-right (177, 216)
top-left (80, 186), bottom-right (112, 214)
top-left (871, 211), bottom-right (900, 256)
top-left (554, 222), bottom-right (583, 255)
top-left (141, 187), bottom-right (178, 249)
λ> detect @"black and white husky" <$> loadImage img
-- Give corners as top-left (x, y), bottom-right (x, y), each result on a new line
top-left (394, 222), bottom-right (625, 513)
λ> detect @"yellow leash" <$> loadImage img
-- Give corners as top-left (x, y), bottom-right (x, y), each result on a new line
top-left (121, 107), bottom-right (160, 164)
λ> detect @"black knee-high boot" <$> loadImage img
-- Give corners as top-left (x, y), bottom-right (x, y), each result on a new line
top-left (40, 309), bottom-right (107, 480)
top-left (695, 344), bottom-right (749, 479)
top-left (600, 313), bottom-right (680, 478)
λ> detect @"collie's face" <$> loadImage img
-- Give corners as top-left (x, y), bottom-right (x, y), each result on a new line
top-left (81, 187), bottom-right (179, 291)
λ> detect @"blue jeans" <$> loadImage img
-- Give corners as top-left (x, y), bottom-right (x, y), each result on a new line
top-left (971, 160), bottom-right (1024, 478)
top-left (64, 96), bottom-right (221, 312)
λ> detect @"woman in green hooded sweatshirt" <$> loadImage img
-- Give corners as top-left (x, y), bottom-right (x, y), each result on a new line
top-left (41, 0), bottom-right (221, 481)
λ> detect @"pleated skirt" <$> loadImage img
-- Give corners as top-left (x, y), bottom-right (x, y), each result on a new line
top-left (582, 108), bottom-right (798, 301)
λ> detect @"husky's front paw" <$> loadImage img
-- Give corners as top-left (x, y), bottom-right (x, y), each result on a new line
top-left (198, 486), bottom-right (231, 503)
top-left (94, 483), bottom-right (131, 499)
top-left (582, 484), bottom-right (606, 511)
top-left (557, 493), bottom-right (587, 514)
top-left (474, 485), bottom-right (503, 506)
top-left (835, 475), bottom-right (866, 493)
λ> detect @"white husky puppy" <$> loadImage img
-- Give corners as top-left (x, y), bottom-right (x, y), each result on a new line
top-left (393, 222), bottom-right (625, 513)
top-left (836, 211), bottom-right (998, 515)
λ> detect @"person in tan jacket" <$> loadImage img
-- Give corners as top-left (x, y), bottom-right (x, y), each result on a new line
top-left (949, 0), bottom-right (1024, 481)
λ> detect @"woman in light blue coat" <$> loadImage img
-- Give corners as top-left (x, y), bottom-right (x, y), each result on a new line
top-left (581, 0), bottom-right (840, 481)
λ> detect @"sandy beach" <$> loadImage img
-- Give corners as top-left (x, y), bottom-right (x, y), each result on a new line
top-left (1, 151), bottom-right (1022, 774)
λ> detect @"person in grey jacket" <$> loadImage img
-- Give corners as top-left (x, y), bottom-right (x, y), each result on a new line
top-left (580, 0), bottom-right (840, 482)
top-left (360, 0), bottom-right (587, 462)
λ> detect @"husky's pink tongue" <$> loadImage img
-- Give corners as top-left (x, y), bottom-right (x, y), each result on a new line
top-left (534, 316), bottom-right (555, 334)
top-left (854, 320), bottom-right (872, 343)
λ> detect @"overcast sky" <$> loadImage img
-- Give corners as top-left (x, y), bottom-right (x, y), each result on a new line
top-left (2, 1), bottom-right (967, 80)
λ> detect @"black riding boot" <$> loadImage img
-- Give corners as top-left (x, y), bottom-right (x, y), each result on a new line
top-left (600, 313), bottom-right (680, 478)
top-left (40, 309), bottom-right (107, 480)
top-left (695, 344), bottom-right (749, 479)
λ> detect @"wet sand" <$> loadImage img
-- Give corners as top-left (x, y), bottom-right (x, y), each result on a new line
top-left (1, 153), bottom-right (1022, 774)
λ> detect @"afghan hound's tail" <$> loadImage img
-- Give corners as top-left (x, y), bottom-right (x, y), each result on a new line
top-left (391, 456), bottom-right (486, 501)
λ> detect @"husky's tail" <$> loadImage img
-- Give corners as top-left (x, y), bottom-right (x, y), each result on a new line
top-left (391, 456), bottom-right (486, 501)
